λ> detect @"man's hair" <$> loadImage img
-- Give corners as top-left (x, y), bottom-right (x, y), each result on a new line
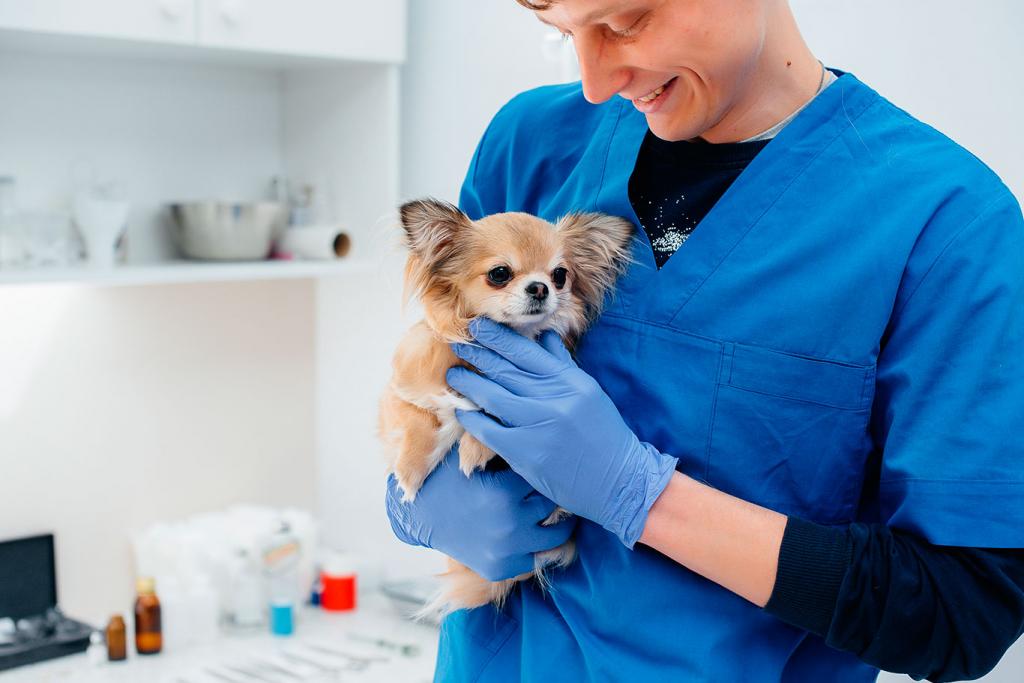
top-left (515, 0), bottom-right (557, 9)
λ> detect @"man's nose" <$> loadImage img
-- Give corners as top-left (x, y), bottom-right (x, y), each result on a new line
top-left (573, 34), bottom-right (630, 104)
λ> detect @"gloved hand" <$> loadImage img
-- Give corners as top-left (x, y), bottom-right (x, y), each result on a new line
top-left (446, 317), bottom-right (678, 549)
top-left (385, 446), bottom-right (577, 581)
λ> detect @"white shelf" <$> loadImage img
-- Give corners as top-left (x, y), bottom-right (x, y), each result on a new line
top-left (0, 259), bottom-right (376, 288)
top-left (0, 26), bottom-right (399, 70)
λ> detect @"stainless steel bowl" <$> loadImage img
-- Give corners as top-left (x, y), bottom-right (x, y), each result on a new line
top-left (168, 200), bottom-right (287, 261)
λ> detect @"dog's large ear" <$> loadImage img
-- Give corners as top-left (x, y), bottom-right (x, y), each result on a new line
top-left (399, 198), bottom-right (472, 267)
top-left (557, 212), bottom-right (635, 318)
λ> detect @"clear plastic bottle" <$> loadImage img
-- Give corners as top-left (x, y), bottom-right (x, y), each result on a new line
top-left (226, 549), bottom-right (265, 630)
top-left (263, 522), bottom-right (301, 636)
top-left (0, 176), bottom-right (25, 268)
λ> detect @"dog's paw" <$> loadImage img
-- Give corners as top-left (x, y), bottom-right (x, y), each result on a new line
top-left (457, 458), bottom-right (489, 478)
top-left (458, 433), bottom-right (494, 476)
top-left (393, 466), bottom-right (427, 503)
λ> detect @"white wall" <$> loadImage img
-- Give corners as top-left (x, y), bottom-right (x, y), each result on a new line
top-left (0, 280), bottom-right (317, 626)
top-left (400, 0), bottom-right (563, 205)
top-left (395, 1), bottom-right (1024, 680)
top-left (791, 0), bottom-right (1024, 201)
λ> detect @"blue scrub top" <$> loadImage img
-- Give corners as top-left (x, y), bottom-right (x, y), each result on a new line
top-left (436, 72), bottom-right (1024, 682)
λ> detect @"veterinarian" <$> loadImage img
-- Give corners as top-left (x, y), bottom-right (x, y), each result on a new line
top-left (386, 0), bottom-right (1024, 680)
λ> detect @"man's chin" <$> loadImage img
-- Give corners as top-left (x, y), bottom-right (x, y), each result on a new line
top-left (646, 115), bottom-right (703, 143)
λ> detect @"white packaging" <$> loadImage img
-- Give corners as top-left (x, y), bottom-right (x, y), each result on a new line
top-left (155, 576), bottom-right (189, 652)
top-left (186, 575), bottom-right (221, 642)
top-left (277, 225), bottom-right (350, 261)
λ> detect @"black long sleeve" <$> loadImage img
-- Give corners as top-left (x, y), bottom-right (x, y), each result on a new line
top-left (764, 517), bottom-right (1024, 682)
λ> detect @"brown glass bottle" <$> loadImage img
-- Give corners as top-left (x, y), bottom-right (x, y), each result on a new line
top-left (134, 577), bottom-right (162, 655)
top-left (105, 614), bottom-right (127, 661)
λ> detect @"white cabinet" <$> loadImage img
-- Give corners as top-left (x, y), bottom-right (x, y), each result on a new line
top-left (0, 0), bottom-right (406, 64)
top-left (0, 0), bottom-right (196, 45)
top-left (198, 0), bottom-right (406, 63)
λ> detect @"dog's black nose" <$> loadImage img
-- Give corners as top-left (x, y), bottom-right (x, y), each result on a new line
top-left (525, 281), bottom-right (549, 301)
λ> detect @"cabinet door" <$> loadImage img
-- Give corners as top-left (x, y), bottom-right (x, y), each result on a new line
top-left (0, 0), bottom-right (196, 45)
top-left (197, 0), bottom-right (405, 63)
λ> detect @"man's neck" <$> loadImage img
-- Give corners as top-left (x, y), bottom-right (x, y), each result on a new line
top-left (700, 5), bottom-right (822, 144)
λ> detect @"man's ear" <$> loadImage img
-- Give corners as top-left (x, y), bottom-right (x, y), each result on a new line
top-left (399, 198), bottom-right (472, 266)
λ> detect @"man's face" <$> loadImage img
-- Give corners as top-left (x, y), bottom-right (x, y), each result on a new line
top-left (537, 0), bottom-right (768, 141)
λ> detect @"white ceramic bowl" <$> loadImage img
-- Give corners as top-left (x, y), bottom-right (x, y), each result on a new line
top-left (168, 200), bottom-right (287, 261)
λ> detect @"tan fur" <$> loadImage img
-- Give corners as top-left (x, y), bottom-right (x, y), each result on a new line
top-left (380, 198), bottom-right (634, 615)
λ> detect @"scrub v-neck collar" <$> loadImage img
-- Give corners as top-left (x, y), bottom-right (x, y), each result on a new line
top-left (593, 70), bottom-right (878, 327)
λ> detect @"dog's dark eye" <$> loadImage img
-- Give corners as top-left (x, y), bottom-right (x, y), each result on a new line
top-left (487, 266), bottom-right (513, 286)
top-left (552, 267), bottom-right (568, 289)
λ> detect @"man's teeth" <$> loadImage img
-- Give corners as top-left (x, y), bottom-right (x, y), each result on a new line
top-left (637, 83), bottom-right (667, 103)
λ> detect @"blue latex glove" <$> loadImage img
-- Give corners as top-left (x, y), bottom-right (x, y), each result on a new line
top-left (446, 317), bottom-right (678, 549)
top-left (385, 446), bottom-right (577, 581)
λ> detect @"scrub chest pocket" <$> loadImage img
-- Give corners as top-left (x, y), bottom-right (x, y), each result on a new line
top-left (707, 342), bottom-right (876, 523)
top-left (578, 315), bottom-right (876, 526)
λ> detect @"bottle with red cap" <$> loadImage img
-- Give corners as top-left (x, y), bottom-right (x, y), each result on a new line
top-left (320, 552), bottom-right (357, 612)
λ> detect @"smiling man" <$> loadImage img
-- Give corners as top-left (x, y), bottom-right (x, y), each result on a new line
top-left (386, 1), bottom-right (1024, 681)
top-left (536, 0), bottom-right (823, 144)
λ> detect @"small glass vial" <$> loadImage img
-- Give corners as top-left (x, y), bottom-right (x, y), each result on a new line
top-left (86, 630), bottom-right (106, 665)
top-left (105, 615), bottom-right (127, 662)
top-left (134, 577), bottom-right (163, 655)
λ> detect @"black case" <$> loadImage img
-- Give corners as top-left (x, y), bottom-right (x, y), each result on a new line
top-left (0, 534), bottom-right (93, 671)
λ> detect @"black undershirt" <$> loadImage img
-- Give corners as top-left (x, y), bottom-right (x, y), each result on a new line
top-left (628, 130), bottom-right (1024, 680)
top-left (628, 130), bottom-right (769, 268)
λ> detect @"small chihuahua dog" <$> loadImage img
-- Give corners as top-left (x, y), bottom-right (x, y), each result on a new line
top-left (379, 198), bottom-right (633, 614)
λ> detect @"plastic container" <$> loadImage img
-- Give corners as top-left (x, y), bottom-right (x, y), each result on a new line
top-left (226, 549), bottom-right (265, 630)
top-left (263, 523), bottom-right (302, 635)
top-left (0, 176), bottom-right (26, 268)
top-left (320, 553), bottom-right (357, 612)
top-left (269, 601), bottom-right (294, 636)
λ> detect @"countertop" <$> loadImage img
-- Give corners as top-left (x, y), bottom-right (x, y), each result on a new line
top-left (0, 594), bottom-right (439, 683)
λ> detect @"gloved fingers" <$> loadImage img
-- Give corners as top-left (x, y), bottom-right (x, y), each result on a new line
top-left (446, 366), bottom-right (533, 426)
top-left (468, 317), bottom-right (565, 376)
top-left (482, 553), bottom-right (535, 582)
top-left (538, 330), bottom-right (574, 364)
top-left (452, 343), bottom-right (556, 397)
top-left (450, 342), bottom-right (520, 382)
top-left (385, 472), bottom-right (402, 504)
top-left (515, 514), bottom-right (578, 554)
top-left (487, 466), bottom-right (537, 500)
top-left (384, 475), bottom-right (420, 547)
top-left (521, 489), bottom-right (559, 523)
top-left (455, 407), bottom-right (515, 455)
